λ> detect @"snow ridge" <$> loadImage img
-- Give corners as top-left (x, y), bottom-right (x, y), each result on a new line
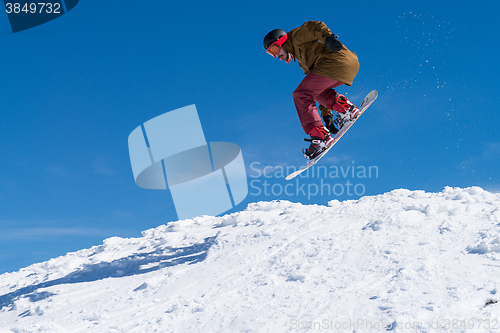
top-left (1, 187), bottom-right (500, 332)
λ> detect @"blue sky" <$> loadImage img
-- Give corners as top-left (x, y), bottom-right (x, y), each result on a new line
top-left (0, 0), bottom-right (498, 274)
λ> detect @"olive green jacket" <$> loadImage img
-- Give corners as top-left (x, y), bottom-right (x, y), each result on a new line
top-left (282, 21), bottom-right (360, 117)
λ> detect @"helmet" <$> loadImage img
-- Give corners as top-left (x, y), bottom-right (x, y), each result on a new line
top-left (263, 29), bottom-right (287, 49)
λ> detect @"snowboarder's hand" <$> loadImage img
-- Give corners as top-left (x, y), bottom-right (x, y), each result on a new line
top-left (325, 34), bottom-right (343, 53)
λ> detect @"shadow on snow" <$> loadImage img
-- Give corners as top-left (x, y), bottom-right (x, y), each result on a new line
top-left (0, 235), bottom-right (217, 313)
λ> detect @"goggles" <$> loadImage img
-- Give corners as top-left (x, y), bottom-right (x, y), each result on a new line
top-left (266, 34), bottom-right (288, 58)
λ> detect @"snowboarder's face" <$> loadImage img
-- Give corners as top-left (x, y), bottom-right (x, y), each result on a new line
top-left (277, 48), bottom-right (288, 62)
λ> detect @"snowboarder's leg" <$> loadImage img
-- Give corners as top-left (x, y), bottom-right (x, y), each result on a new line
top-left (316, 87), bottom-right (358, 115)
top-left (292, 73), bottom-right (342, 134)
top-left (316, 88), bottom-right (341, 110)
top-left (315, 82), bottom-right (345, 134)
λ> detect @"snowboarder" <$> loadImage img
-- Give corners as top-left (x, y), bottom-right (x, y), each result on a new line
top-left (263, 21), bottom-right (360, 159)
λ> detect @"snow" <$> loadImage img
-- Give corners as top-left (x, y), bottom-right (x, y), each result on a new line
top-left (1, 186), bottom-right (500, 332)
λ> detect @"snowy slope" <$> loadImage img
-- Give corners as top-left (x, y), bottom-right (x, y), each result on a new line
top-left (1, 187), bottom-right (500, 332)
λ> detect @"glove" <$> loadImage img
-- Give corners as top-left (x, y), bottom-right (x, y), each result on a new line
top-left (325, 34), bottom-right (343, 53)
top-left (323, 115), bottom-right (339, 134)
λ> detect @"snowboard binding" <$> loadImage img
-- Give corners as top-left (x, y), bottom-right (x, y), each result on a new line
top-left (303, 134), bottom-right (334, 160)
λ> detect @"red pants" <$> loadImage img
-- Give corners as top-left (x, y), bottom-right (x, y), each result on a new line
top-left (292, 72), bottom-right (345, 134)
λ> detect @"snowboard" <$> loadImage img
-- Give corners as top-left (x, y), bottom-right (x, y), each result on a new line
top-left (285, 90), bottom-right (378, 180)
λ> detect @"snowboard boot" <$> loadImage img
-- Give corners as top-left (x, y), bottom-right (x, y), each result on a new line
top-left (322, 114), bottom-right (339, 135)
top-left (333, 94), bottom-right (360, 129)
top-left (302, 126), bottom-right (334, 160)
